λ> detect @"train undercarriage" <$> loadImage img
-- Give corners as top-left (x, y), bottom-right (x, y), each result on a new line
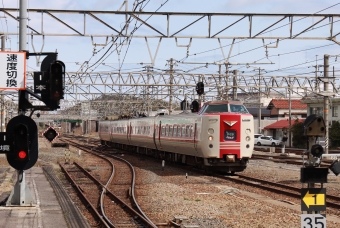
top-left (101, 140), bottom-right (248, 173)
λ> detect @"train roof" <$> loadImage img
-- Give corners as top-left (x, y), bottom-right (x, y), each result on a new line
top-left (203, 100), bottom-right (243, 105)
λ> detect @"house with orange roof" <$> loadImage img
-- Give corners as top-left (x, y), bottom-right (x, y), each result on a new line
top-left (258, 99), bottom-right (308, 146)
top-left (266, 99), bottom-right (308, 120)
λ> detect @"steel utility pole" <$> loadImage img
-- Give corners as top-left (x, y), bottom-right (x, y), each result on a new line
top-left (225, 64), bottom-right (229, 100)
top-left (232, 70), bottom-right (238, 100)
top-left (258, 68), bottom-right (262, 134)
top-left (145, 65), bottom-right (152, 116)
top-left (324, 54), bottom-right (329, 154)
top-left (288, 77), bottom-right (292, 148)
top-left (1, 36), bottom-right (5, 132)
top-left (218, 65), bottom-right (222, 99)
top-left (7, 0), bottom-right (35, 207)
top-left (169, 58), bottom-right (174, 115)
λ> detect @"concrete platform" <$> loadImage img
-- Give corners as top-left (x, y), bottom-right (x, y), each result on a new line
top-left (0, 167), bottom-right (68, 228)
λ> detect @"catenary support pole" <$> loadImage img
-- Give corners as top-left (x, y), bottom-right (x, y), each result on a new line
top-left (258, 68), bottom-right (261, 134)
top-left (324, 54), bottom-right (329, 154)
top-left (6, 0), bottom-right (36, 207)
top-left (1, 36), bottom-right (5, 132)
top-left (169, 58), bottom-right (173, 115)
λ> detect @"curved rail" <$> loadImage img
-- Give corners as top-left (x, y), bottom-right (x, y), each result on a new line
top-left (59, 163), bottom-right (111, 227)
top-left (61, 138), bottom-right (158, 228)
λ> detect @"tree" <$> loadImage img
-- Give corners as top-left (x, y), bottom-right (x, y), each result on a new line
top-left (290, 119), bottom-right (307, 148)
top-left (329, 121), bottom-right (340, 148)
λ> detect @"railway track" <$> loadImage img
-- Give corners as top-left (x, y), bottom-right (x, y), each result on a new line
top-left (252, 154), bottom-right (334, 168)
top-left (60, 138), bottom-right (157, 228)
top-left (63, 135), bottom-right (340, 216)
top-left (216, 173), bottom-right (340, 211)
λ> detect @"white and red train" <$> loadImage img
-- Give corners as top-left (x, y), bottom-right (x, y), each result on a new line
top-left (98, 100), bottom-right (254, 173)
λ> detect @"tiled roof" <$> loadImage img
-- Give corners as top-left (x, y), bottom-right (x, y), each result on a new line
top-left (267, 99), bottom-right (307, 109)
top-left (264, 119), bottom-right (305, 130)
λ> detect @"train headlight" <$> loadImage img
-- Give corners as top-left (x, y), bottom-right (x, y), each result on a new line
top-left (246, 136), bottom-right (251, 142)
top-left (208, 128), bottom-right (214, 134)
top-left (208, 136), bottom-right (213, 141)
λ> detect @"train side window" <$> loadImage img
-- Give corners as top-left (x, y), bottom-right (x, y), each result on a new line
top-left (161, 126), bottom-right (165, 136)
top-left (169, 125), bottom-right (173, 136)
top-left (177, 126), bottom-right (181, 137)
top-left (165, 126), bottom-right (169, 136)
top-left (185, 126), bottom-right (189, 137)
top-left (182, 126), bottom-right (185, 137)
top-left (173, 126), bottom-right (177, 137)
top-left (189, 125), bottom-right (193, 138)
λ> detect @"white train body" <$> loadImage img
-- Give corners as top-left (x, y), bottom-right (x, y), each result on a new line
top-left (99, 100), bottom-right (254, 172)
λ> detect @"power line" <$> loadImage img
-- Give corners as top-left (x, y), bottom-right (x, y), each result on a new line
top-left (179, 2), bottom-right (340, 62)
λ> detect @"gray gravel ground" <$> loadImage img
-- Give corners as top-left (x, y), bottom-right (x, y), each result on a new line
top-left (1, 138), bottom-right (340, 228)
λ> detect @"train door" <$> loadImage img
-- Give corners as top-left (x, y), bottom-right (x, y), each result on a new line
top-left (156, 121), bottom-right (162, 149)
top-left (194, 123), bottom-right (198, 150)
top-left (153, 123), bottom-right (158, 150)
top-left (109, 122), bottom-right (113, 142)
top-left (127, 123), bottom-right (131, 145)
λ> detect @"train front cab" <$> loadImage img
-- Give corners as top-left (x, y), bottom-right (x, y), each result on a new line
top-left (199, 102), bottom-right (254, 173)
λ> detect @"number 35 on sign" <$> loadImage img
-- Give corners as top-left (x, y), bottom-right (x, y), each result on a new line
top-left (301, 214), bottom-right (326, 228)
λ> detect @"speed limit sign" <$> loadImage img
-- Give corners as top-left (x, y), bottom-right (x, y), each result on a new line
top-left (301, 214), bottom-right (326, 228)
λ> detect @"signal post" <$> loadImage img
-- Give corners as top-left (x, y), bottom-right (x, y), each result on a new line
top-left (3, 115), bottom-right (38, 206)
top-left (299, 115), bottom-right (340, 227)
top-left (0, 0), bottom-right (66, 207)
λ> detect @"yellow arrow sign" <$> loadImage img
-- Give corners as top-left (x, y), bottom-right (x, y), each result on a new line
top-left (303, 191), bottom-right (325, 208)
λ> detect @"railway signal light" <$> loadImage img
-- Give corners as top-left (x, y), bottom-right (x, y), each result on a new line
top-left (34, 59), bottom-right (65, 110)
top-left (6, 115), bottom-right (38, 170)
top-left (196, 82), bottom-right (204, 95)
top-left (49, 60), bottom-right (65, 101)
top-left (43, 127), bottom-right (59, 143)
top-left (310, 144), bottom-right (324, 158)
top-left (191, 100), bottom-right (199, 113)
top-left (303, 115), bottom-right (325, 137)
top-left (13, 124), bottom-right (29, 161)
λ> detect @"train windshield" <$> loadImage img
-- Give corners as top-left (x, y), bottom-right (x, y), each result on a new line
top-left (203, 104), bottom-right (229, 113)
top-left (230, 104), bottom-right (249, 113)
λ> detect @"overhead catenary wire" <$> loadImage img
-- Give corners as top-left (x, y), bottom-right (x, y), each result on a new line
top-left (179, 2), bottom-right (340, 62)
top-left (83, 0), bottom-right (169, 75)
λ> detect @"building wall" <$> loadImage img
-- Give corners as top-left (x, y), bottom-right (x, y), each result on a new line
top-left (307, 103), bottom-right (340, 124)
top-left (254, 118), bottom-right (277, 135)
top-left (278, 108), bottom-right (306, 115)
top-left (270, 107), bottom-right (279, 115)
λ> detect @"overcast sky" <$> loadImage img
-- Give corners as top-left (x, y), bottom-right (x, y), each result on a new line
top-left (0, 0), bottom-right (339, 77)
